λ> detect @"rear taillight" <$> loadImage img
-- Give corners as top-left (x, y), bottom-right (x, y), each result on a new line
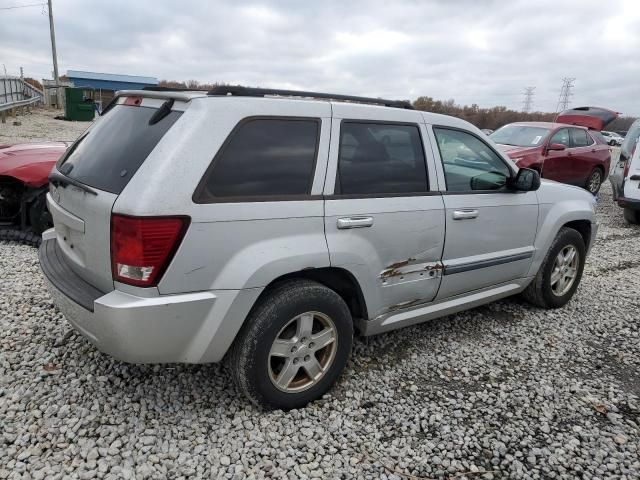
top-left (110, 214), bottom-right (189, 287)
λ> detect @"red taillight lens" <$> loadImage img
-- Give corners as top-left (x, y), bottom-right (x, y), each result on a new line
top-left (110, 214), bottom-right (189, 287)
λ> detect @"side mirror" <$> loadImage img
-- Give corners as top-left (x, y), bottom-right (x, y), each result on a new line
top-left (547, 143), bottom-right (566, 151)
top-left (509, 168), bottom-right (540, 192)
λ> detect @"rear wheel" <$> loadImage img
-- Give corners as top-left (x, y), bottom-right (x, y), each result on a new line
top-left (522, 227), bottom-right (586, 309)
top-left (229, 280), bottom-right (353, 410)
top-left (585, 167), bottom-right (603, 195)
top-left (623, 208), bottom-right (640, 224)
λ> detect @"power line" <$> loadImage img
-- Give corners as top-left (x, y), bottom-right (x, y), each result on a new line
top-left (522, 86), bottom-right (535, 113)
top-left (0, 2), bottom-right (46, 10)
top-left (556, 77), bottom-right (575, 112)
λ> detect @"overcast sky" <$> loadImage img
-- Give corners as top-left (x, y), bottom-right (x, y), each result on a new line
top-left (1, 0), bottom-right (639, 115)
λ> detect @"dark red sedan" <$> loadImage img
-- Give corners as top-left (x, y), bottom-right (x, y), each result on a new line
top-left (490, 108), bottom-right (616, 195)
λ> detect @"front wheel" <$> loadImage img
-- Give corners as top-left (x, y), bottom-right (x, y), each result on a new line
top-left (522, 227), bottom-right (586, 309)
top-left (585, 168), bottom-right (603, 195)
top-left (229, 280), bottom-right (353, 410)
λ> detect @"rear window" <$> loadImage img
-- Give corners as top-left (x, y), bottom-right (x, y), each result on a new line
top-left (194, 118), bottom-right (319, 202)
top-left (57, 104), bottom-right (182, 194)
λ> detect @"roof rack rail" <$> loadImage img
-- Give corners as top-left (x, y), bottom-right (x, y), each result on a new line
top-left (207, 86), bottom-right (414, 110)
top-left (142, 86), bottom-right (208, 92)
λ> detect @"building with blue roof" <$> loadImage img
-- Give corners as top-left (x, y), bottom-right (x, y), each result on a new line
top-left (65, 70), bottom-right (159, 109)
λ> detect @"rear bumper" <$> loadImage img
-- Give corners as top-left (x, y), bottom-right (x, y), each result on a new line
top-left (39, 237), bottom-right (261, 364)
top-left (617, 196), bottom-right (640, 211)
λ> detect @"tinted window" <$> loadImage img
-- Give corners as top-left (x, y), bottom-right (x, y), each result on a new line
top-left (549, 128), bottom-right (570, 147)
top-left (196, 118), bottom-right (319, 200)
top-left (571, 128), bottom-right (590, 147)
top-left (336, 123), bottom-right (428, 195)
top-left (434, 128), bottom-right (511, 192)
top-left (58, 105), bottom-right (182, 194)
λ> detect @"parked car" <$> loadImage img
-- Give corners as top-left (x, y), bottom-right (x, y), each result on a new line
top-left (610, 118), bottom-right (640, 223)
top-left (490, 117), bottom-right (612, 195)
top-left (0, 142), bottom-right (69, 242)
top-left (601, 131), bottom-right (624, 146)
top-left (39, 87), bottom-right (598, 409)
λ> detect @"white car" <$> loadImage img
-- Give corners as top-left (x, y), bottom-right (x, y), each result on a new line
top-left (602, 131), bottom-right (624, 146)
top-left (610, 119), bottom-right (640, 223)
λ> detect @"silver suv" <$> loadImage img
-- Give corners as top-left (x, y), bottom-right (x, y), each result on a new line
top-left (40, 87), bottom-right (598, 409)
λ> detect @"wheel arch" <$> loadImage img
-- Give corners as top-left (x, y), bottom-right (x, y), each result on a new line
top-left (257, 267), bottom-right (369, 327)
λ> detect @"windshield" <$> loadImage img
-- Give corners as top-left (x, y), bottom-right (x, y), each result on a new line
top-left (621, 120), bottom-right (640, 157)
top-left (490, 125), bottom-right (550, 147)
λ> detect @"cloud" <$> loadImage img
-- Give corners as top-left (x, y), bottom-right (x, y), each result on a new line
top-left (1, 0), bottom-right (639, 114)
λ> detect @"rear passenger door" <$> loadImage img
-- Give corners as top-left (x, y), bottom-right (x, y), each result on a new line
top-left (569, 128), bottom-right (597, 184)
top-left (430, 126), bottom-right (538, 299)
top-left (324, 105), bottom-right (445, 319)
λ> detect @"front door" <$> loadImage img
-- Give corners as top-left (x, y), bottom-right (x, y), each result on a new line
top-left (324, 109), bottom-right (445, 319)
top-left (430, 126), bottom-right (538, 299)
top-left (541, 128), bottom-right (572, 183)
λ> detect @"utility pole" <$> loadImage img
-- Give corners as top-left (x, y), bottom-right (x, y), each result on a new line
top-left (556, 77), bottom-right (575, 113)
top-left (522, 86), bottom-right (535, 113)
top-left (47, 0), bottom-right (61, 108)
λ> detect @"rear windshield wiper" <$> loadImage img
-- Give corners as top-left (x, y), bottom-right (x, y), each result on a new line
top-left (49, 170), bottom-right (98, 196)
top-left (148, 99), bottom-right (175, 125)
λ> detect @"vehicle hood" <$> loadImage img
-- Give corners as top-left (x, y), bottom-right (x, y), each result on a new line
top-left (537, 178), bottom-right (596, 210)
top-left (496, 144), bottom-right (540, 158)
top-left (0, 142), bottom-right (69, 187)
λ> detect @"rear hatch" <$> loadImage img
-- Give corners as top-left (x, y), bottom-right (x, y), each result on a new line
top-left (556, 106), bottom-right (618, 131)
top-left (48, 95), bottom-right (185, 292)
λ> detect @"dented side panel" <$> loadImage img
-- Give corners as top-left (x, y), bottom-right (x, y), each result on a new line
top-left (324, 196), bottom-right (446, 319)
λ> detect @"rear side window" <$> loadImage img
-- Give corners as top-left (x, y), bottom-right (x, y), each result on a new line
top-left (336, 122), bottom-right (428, 195)
top-left (194, 118), bottom-right (319, 201)
top-left (58, 105), bottom-right (182, 194)
top-left (571, 128), bottom-right (590, 147)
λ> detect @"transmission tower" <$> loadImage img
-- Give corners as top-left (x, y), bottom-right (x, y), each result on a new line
top-left (556, 77), bottom-right (575, 112)
top-left (522, 86), bottom-right (535, 113)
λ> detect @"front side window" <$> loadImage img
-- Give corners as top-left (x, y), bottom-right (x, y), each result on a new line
top-left (434, 127), bottom-right (511, 192)
top-left (195, 118), bottom-right (319, 201)
top-left (571, 128), bottom-right (591, 147)
top-left (549, 128), bottom-right (570, 147)
top-left (336, 122), bottom-right (428, 195)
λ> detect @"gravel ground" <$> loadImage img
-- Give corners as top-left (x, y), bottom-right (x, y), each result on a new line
top-left (0, 113), bottom-right (638, 478)
top-left (0, 107), bottom-right (91, 144)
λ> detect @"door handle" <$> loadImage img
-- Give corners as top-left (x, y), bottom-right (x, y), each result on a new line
top-left (452, 209), bottom-right (478, 220)
top-left (337, 216), bottom-right (374, 229)
top-left (567, 152), bottom-right (573, 156)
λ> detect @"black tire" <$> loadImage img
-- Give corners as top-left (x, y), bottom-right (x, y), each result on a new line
top-left (623, 208), bottom-right (640, 224)
top-left (522, 227), bottom-right (586, 309)
top-left (585, 167), bottom-right (604, 195)
top-left (229, 279), bottom-right (353, 410)
top-left (29, 192), bottom-right (53, 234)
top-left (0, 227), bottom-right (41, 247)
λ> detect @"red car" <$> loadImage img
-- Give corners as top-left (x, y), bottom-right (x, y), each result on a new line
top-left (0, 142), bottom-right (69, 236)
top-left (490, 107), bottom-right (616, 195)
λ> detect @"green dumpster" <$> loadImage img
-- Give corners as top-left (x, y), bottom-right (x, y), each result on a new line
top-left (65, 88), bottom-right (95, 121)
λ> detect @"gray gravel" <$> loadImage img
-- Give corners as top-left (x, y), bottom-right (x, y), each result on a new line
top-left (1, 167), bottom-right (639, 476)
top-left (0, 107), bottom-right (91, 144)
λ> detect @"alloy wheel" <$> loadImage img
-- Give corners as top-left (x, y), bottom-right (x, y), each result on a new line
top-left (550, 245), bottom-right (579, 296)
top-left (268, 311), bottom-right (338, 393)
top-left (588, 171), bottom-right (602, 194)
